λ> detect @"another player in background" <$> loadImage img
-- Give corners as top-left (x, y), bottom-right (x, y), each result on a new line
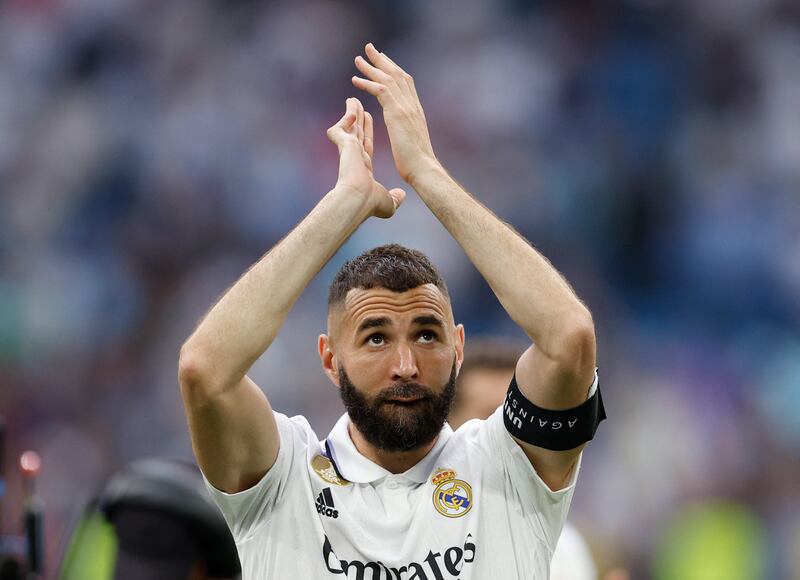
top-left (451, 340), bottom-right (632, 580)
top-left (449, 339), bottom-right (599, 580)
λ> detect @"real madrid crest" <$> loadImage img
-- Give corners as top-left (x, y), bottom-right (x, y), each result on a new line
top-left (312, 454), bottom-right (350, 486)
top-left (431, 468), bottom-right (473, 518)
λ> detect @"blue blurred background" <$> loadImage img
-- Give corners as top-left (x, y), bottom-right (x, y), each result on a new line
top-left (1, 0), bottom-right (799, 577)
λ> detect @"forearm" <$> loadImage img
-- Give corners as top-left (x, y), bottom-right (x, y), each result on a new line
top-left (410, 165), bottom-right (592, 361)
top-left (180, 186), bottom-right (371, 393)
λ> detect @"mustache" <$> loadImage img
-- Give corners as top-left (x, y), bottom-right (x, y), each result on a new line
top-left (375, 382), bottom-right (433, 403)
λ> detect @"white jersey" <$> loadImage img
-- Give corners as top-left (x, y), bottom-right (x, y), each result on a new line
top-left (550, 523), bottom-right (598, 580)
top-left (204, 406), bottom-right (580, 579)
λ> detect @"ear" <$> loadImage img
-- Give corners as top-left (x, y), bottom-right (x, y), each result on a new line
top-left (318, 333), bottom-right (341, 387)
top-left (454, 323), bottom-right (465, 376)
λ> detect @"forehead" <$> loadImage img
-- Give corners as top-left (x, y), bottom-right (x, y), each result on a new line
top-left (336, 284), bottom-right (451, 330)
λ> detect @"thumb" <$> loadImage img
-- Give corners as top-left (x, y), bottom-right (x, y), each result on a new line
top-left (326, 112), bottom-right (356, 147)
top-left (388, 188), bottom-right (406, 210)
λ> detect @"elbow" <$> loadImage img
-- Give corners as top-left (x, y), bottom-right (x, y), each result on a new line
top-left (178, 343), bottom-right (216, 401)
top-left (556, 307), bottom-right (596, 377)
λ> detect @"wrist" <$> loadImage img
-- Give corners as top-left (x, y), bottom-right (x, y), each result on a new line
top-left (406, 158), bottom-right (447, 190)
top-left (329, 184), bottom-right (376, 221)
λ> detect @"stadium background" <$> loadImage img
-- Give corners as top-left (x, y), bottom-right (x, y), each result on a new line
top-left (1, 0), bottom-right (799, 577)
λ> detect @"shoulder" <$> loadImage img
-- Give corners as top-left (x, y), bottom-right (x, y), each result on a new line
top-left (446, 407), bottom-right (512, 451)
top-left (275, 411), bottom-right (319, 443)
top-left (440, 410), bottom-right (507, 469)
top-left (266, 412), bottom-right (323, 472)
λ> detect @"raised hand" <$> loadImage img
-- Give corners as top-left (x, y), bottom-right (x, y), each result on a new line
top-left (326, 96), bottom-right (406, 219)
top-left (352, 43), bottom-right (440, 186)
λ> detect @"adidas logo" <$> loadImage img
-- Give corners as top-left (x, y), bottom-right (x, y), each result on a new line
top-left (316, 487), bottom-right (339, 519)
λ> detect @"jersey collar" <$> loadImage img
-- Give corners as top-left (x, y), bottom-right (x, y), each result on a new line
top-left (325, 413), bottom-right (453, 485)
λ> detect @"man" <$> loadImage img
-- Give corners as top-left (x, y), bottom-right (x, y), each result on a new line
top-left (447, 339), bottom-right (527, 432)
top-left (178, 43), bottom-right (605, 579)
top-left (449, 340), bottom-right (599, 580)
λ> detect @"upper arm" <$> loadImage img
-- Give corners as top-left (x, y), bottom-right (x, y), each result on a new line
top-left (180, 373), bottom-right (279, 494)
top-left (512, 319), bottom-right (596, 491)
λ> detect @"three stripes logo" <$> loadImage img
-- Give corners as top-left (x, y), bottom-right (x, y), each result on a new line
top-left (316, 487), bottom-right (339, 519)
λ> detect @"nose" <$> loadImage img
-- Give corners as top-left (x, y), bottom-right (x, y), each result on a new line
top-left (392, 341), bottom-right (419, 381)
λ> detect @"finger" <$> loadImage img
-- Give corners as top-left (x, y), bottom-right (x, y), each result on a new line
top-left (371, 184), bottom-right (406, 219)
top-left (378, 49), bottom-right (403, 72)
top-left (389, 188), bottom-right (406, 210)
top-left (327, 124), bottom-right (359, 148)
top-left (335, 109), bottom-right (356, 129)
top-left (327, 101), bottom-right (357, 145)
top-left (338, 99), bottom-right (357, 130)
top-left (366, 43), bottom-right (408, 77)
top-left (327, 125), bottom-right (358, 149)
top-left (355, 55), bottom-right (393, 84)
top-left (364, 111), bottom-right (374, 159)
top-left (365, 42), bottom-right (395, 72)
top-left (354, 97), bottom-right (364, 146)
top-left (334, 99), bottom-right (357, 127)
top-left (380, 51), bottom-right (416, 90)
top-left (352, 76), bottom-right (394, 106)
top-left (364, 43), bottom-right (415, 96)
top-left (326, 121), bottom-right (352, 146)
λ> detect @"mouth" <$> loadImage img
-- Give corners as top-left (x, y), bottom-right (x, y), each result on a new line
top-left (384, 397), bottom-right (425, 405)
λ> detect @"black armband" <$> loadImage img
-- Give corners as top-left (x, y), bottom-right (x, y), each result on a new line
top-left (503, 372), bottom-right (606, 451)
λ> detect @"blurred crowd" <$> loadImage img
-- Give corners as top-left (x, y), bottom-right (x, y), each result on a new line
top-left (1, 0), bottom-right (798, 577)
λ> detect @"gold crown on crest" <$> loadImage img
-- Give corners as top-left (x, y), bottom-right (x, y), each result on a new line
top-left (431, 468), bottom-right (457, 485)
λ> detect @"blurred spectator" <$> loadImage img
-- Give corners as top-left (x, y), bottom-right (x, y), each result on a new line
top-left (59, 458), bottom-right (240, 579)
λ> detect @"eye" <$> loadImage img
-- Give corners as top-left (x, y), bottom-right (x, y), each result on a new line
top-left (418, 330), bottom-right (438, 343)
top-left (367, 334), bottom-right (385, 346)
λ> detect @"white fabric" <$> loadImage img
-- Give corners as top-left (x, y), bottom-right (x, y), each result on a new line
top-left (550, 523), bottom-right (598, 580)
top-left (587, 369), bottom-right (599, 398)
top-left (204, 406), bottom-right (580, 579)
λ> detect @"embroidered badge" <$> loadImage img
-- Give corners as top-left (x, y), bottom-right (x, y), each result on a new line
top-left (431, 468), bottom-right (473, 518)
top-left (312, 454), bottom-right (350, 486)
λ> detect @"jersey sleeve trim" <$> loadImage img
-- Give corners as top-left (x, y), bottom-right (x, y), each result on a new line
top-left (201, 411), bottom-right (305, 542)
top-left (487, 406), bottom-right (581, 551)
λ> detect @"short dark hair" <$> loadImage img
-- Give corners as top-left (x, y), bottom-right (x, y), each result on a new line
top-left (328, 244), bottom-right (449, 310)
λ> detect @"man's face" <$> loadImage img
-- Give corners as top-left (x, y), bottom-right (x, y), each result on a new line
top-left (338, 360), bottom-right (457, 451)
top-left (320, 284), bottom-right (464, 452)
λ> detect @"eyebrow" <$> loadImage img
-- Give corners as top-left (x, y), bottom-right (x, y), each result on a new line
top-left (412, 315), bottom-right (445, 329)
top-left (357, 316), bottom-right (392, 334)
top-left (355, 315), bottom-right (445, 334)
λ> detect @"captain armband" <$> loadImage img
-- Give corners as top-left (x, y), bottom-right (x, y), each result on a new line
top-left (503, 370), bottom-right (606, 451)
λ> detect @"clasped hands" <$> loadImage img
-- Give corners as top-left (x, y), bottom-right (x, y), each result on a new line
top-left (326, 43), bottom-right (440, 219)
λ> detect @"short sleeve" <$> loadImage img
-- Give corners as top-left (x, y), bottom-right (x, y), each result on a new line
top-left (202, 412), bottom-right (317, 542)
top-left (484, 406), bottom-right (581, 551)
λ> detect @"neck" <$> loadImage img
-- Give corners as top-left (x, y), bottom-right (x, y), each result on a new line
top-left (347, 423), bottom-right (439, 474)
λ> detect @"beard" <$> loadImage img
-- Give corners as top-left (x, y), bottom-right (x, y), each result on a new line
top-left (338, 361), bottom-right (458, 453)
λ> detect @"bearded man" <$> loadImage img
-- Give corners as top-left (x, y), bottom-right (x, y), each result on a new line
top-left (178, 43), bottom-right (605, 579)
